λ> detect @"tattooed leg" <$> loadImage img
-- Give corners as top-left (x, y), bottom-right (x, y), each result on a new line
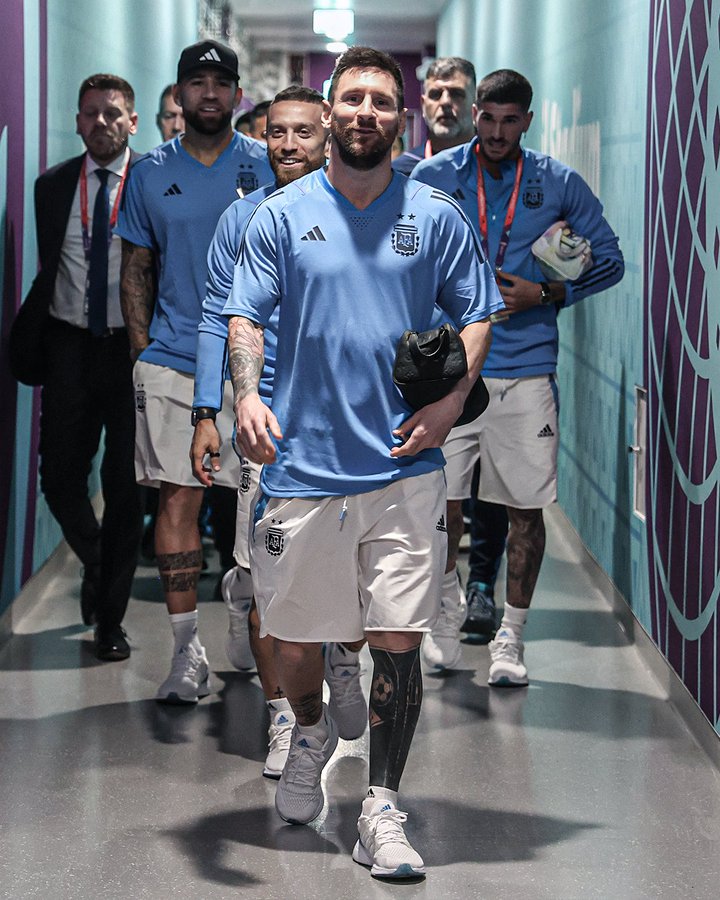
top-left (505, 507), bottom-right (545, 609)
top-left (273, 639), bottom-right (324, 725)
top-left (249, 600), bottom-right (285, 699)
top-left (155, 482), bottom-right (205, 614)
top-left (368, 644), bottom-right (423, 792)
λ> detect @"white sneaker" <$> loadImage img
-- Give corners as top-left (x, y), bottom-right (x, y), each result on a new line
top-left (488, 628), bottom-right (529, 686)
top-left (156, 643), bottom-right (211, 705)
top-left (352, 796), bottom-right (426, 880)
top-left (275, 705), bottom-right (338, 824)
top-left (221, 567), bottom-right (254, 671)
top-left (422, 578), bottom-right (467, 670)
top-left (264, 700), bottom-right (296, 780)
top-left (324, 643), bottom-right (367, 740)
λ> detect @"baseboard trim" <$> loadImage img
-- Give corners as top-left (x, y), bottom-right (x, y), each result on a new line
top-left (555, 506), bottom-right (720, 770)
top-left (0, 540), bottom-right (75, 649)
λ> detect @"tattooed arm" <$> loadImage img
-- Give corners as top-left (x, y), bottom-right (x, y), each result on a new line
top-left (228, 315), bottom-right (283, 464)
top-left (120, 239), bottom-right (156, 361)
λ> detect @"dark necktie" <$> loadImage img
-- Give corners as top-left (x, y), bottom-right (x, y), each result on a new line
top-left (87, 168), bottom-right (111, 336)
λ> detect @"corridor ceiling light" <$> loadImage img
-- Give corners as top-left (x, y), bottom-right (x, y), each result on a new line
top-left (313, 9), bottom-right (354, 41)
top-left (326, 41), bottom-right (348, 53)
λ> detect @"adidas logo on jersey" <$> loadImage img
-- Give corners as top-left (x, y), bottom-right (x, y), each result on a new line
top-left (164, 183), bottom-right (182, 196)
top-left (301, 226), bottom-right (326, 242)
top-left (537, 423), bottom-right (555, 438)
top-left (199, 48), bottom-right (222, 63)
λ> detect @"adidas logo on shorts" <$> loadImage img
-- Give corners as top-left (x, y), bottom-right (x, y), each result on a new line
top-left (537, 423), bottom-right (555, 438)
top-left (436, 515), bottom-right (447, 532)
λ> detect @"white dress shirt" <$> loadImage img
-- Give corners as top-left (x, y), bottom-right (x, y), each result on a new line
top-left (51, 146), bottom-right (130, 330)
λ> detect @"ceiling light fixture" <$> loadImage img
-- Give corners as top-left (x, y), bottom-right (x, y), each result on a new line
top-left (313, 7), bottom-right (354, 42)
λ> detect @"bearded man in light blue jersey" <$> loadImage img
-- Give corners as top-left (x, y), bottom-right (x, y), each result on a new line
top-left (223, 47), bottom-right (502, 881)
top-left (412, 69), bottom-right (624, 683)
top-left (189, 86), bottom-right (369, 782)
top-left (116, 40), bottom-right (273, 705)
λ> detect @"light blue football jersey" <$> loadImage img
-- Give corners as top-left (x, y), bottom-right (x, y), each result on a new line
top-left (194, 182), bottom-right (278, 410)
top-left (223, 168), bottom-right (504, 498)
top-left (115, 133), bottom-right (273, 374)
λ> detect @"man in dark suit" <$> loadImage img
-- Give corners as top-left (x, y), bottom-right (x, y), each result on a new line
top-left (29, 73), bottom-right (143, 661)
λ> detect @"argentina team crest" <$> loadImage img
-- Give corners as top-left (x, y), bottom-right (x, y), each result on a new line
top-left (236, 164), bottom-right (259, 195)
top-left (392, 223), bottom-right (420, 256)
top-left (523, 177), bottom-right (544, 209)
top-left (240, 465), bottom-right (252, 493)
top-left (265, 519), bottom-right (285, 556)
top-left (135, 382), bottom-right (146, 412)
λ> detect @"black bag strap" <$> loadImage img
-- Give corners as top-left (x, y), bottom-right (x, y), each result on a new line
top-left (408, 325), bottom-right (449, 365)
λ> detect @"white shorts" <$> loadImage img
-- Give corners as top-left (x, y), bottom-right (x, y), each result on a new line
top-left (233, 455), bottom-right (262, 569)
top-left (443, 375), bottom-right (559, 509)
top-left (133, 359), bottom-right (240, 489)
top-left (250, 470), bottom-right (447, 643)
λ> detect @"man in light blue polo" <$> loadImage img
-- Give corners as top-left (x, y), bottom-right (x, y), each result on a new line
top-left (413, 68), bottom-right (624, 682)
top-left (116, 39), bottom-right (272, 704)
top-left (223, 47), bottom-right (502, 880)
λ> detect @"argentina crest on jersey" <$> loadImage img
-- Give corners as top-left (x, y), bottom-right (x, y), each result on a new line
top-left (392, 220), bottom-right (420, 256)
top-left (523, 176), bottom-right (544, 209)
top-left (236, 163), bottom-right (259, 196)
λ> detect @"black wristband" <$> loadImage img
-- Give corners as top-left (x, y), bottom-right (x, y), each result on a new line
top-left (191, 406), bottom-right (217, 426)
top-left (539, 281), bottom-right (553, 305)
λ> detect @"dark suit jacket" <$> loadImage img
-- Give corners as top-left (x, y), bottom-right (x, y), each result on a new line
top-left (9, 149), bottom-right (139, 385)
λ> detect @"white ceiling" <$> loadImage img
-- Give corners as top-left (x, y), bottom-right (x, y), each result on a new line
top-left (230, 0), bottom-right (446, 54)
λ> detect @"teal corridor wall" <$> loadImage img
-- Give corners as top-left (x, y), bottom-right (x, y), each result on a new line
top-left (438, 0), bottom-right (719, 736)
top-left (0, 0), bottom-right (197, 619)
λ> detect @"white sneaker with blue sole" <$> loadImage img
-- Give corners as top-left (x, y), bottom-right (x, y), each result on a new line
top-left (352, 796), bottom-right (426, 880)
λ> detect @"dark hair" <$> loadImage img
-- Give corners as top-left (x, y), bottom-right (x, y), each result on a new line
top-left (425, 57), bottom-right (476, 87)
top-left (476, 69), bottom-right (533, 112)
top-left (328, 46), bottom-right (404, 109)
top-left (252, 100), bottom-right (272, 117)
top-left (158, 84), bottom-right (174, 113)
top-left (78, 74), bottom-right (135, 111)
top-left (272, 85), bottom-right (325, 107)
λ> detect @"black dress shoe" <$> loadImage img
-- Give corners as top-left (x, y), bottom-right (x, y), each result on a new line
top-left (80, 568), bottom-right (100, 626)
top-left (94, 625), bottom-right (130, 661)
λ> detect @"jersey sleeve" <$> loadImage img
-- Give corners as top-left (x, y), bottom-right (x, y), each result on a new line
top-left (114, 163), bottom-right (155, 249)
top-left (194, 201), bottom-right (250, 409)
top-left (222, 200), bottom-right (281, 326)
top-left (429, 192), bottom-right (504, 326)
top-left (560, 169), bottom-right (624, 307)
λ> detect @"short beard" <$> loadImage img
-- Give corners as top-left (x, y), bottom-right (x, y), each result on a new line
top-left (183, 108), bottom-right (232, 136)
top-left (270, 157), bottom-right (313, 187)
top-left (331, 115), bottom-right (396, 171)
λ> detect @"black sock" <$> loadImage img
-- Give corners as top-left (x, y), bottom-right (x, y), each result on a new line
top-left (368, 645), bottom-right (423, 792)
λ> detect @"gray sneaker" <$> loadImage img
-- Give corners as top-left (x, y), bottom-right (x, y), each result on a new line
top-left (156, 643), bottom-right (211, 705)
top-left (275, 705), bottom-right (338, 824)
top-left (462, 581), bottom-right (497, 637)
top-left (221, 567), bottom-right (255, 671)
top-left (324, 643), bottom-right (367, 739)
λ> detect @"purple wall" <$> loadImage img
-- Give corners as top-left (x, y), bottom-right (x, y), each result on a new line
top-left (0, 0), bottom-right (27, 589)
top-left (644, 0), bottom-right (720, 728)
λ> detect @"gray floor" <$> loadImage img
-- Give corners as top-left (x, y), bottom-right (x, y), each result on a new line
top-left (2, 506), bottom-right (719, 900)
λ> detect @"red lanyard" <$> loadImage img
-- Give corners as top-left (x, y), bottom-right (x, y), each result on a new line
top-left (424, 139), bottom-right (433, 159)
top-left (475, 144), bottom-right (523, 271)
top-left (79, 160), bottom-right (128, 258)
